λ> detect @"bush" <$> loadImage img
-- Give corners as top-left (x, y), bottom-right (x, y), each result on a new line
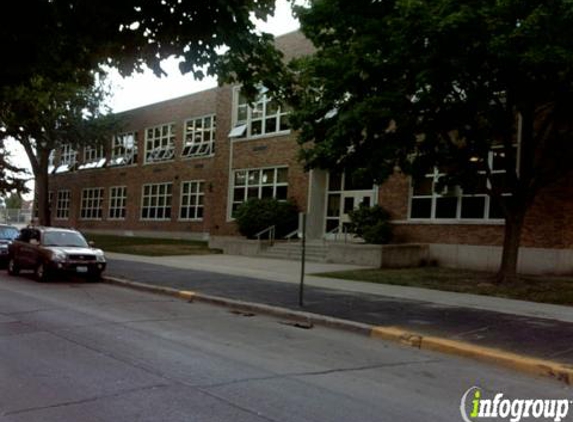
top-left (348, 204), bottom-right (393, 244)
top-left (235, 198), bottom-right (299, 239)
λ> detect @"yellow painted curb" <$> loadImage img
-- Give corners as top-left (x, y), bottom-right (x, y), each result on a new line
top-left (370, 326), bottom-right (422, 347)
top-left (371, 326), bottom-right (573, 384)
top-left (178, 290), bottom-right (196, 301)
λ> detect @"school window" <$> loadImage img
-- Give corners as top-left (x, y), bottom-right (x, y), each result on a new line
top-left (110, 132), bottom-right (138, 166)
top-left (231, 167), bottom-right (288, 216)
top-left (79, 145), bottom-right (106, 170)
top-left (230, 87), bottom-right (290, 139)
top-left (179, 181), bottom-right (205, 220)
top-left (80, 188), bottom-right (104, 220)
top-left (409, 148), bottom-right (514, 221)
top-left (55, 190), bottom-right (71, 220)
top-left (144, 123), bottom-right (175, 163)
top-left (83, 145), bottom-right (105, 163)
top-left (141, 182), bottom-right (172, 220)
top-left (182, 115), bottom-right (216, 157)
top-left (60, 144), bottom-right (77, 166)
top-left (108, 186), bottom-right (127, 220)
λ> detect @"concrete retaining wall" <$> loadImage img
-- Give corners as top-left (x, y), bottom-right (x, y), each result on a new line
top-left (428, 244), bottom-right (573, 275)
top-left (209, 236), bottom-right (261, 256)
top-left (326, 243), bottom-right (429, 268)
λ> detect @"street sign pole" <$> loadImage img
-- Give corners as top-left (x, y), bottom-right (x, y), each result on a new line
top-left (299, 212), bottom-right (306, 307)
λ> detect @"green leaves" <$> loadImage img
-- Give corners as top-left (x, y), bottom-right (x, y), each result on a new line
top-left (288, 0), bottom-right (573, 200)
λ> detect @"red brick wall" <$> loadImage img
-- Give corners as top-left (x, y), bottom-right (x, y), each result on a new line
top-left (377, 171), bottom-right (572, 249)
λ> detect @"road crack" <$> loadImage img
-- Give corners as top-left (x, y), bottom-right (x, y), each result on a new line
top-left (2, 383), bottom-right (170, 417)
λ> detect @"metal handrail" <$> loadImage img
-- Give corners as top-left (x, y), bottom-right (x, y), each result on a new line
top-left (255, 225), bottom-right (276, 248)
top-left (284, 229), bottom-right (300, 242)
top-left (322, 224), bottom-right (348, 243)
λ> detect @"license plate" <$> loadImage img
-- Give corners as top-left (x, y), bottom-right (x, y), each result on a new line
top-left (76, 266), bottom-right (88, 273)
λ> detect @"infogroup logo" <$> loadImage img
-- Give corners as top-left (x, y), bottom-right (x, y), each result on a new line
top-left (460, 387), bottom-right (570, 422)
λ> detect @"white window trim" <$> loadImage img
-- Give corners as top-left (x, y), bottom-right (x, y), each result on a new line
top-left (80, 187), bottom-right (104, 220)
top-left (56, 144), bottom-right (77, 173)
top-left (83, 145), bottom-right (105, 163)
top-left (60, 144), bottom-right (77, 166)
top-left (143, 123), bottom-right (176, 165)
top-left (55, 190), bottom-right (71, 220)
top-left (182, 114), bottom-right (216, 158)
top-left (408, 147), bottom-right (516, 223)
top-left (108, 186), bottom-right (127, 220)
top-left (110, 132), bottom-right (138, 167)
top-left (227, 165), bottom-right (289, 221)
top-left (179, 180), bottom-right (205, 221)
top-left (230, 86), bottom-right (291, 141)
top-left (140, 182), bottom-right (173, 221)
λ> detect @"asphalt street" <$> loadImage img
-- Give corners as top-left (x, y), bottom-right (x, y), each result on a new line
top-left (0, 272), bottom-right (570, 422)
top-left (107, 258), bottom-right (573, 363)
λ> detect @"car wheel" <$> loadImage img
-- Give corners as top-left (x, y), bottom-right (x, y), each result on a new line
top-left (7, 258), bottom-right (20, 276)
top-left (35, 262), bottom-right (50, 282)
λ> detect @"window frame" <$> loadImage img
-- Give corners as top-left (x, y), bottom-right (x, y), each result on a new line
top-left (55, 190), bottom-right (71, 220)
top-left (83, 145), bottom-right (105, 163)
top-left (60, 144), bottom-right (77, 166)
top-left (181, 115), bottom-right (216, 158)
top-left (230, 87), bottom-right (290, 140)
top-left (229, 166), bottom-right (289, 219)
top-left (110, 132), bottom-right (138, 167)
top-left (144, 123), bottom-right (176, 164)
top-left (140, 182), bottom-right (173, 221)
top-left (408, 147), bottom-right (515, 223)
top-left (80, 187), bottom-right (104, 220)
top-left (179, 180), bottom-right (205, 221)
top-left (108, 186), bottom-right (127, 220)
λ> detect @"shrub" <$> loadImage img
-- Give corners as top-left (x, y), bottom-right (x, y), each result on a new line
top-left (235, 198), bottom-right (299, 239)
top-left (348, 204), bottom-right (393, 244)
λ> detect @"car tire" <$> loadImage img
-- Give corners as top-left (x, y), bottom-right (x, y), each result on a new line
top-left (7, 258), bottom-right (20, 276)
top-left (35, 262), bottom-right (50, 282)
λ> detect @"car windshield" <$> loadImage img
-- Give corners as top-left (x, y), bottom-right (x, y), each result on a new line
top-left (43, 231), bottom-right (89, 248)
top-left (0, 227), bottom-right (19, 240)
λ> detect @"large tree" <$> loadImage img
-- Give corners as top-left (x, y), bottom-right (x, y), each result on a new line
top-left (0, 76), bottom-right (118, 226)
top-left (0, 0), bottom-right (281, 91)
top-left (285, 0), bottom-right (573, 283)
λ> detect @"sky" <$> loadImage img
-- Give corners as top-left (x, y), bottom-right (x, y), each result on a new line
top-left (6, 0), bottom-right (301, 200)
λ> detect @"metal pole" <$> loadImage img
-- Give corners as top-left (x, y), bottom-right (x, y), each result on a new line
top-left (299, 213), bottom-right (307, 307)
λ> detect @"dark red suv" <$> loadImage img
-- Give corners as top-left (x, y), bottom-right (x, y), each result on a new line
top-left (8, 226), bottom-right (106, 282)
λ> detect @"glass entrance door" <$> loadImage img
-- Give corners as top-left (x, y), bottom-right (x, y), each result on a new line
top-left (325, 172), bottom-right (375, 236)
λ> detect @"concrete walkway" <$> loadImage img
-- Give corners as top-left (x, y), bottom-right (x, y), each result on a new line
top-left (106, 252), bottom-right (573, 324)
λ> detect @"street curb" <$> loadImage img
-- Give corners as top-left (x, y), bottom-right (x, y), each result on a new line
top-left (370, 327), bottom-right (573, 385)
top-left (103, 276), bottom-right (573, 385)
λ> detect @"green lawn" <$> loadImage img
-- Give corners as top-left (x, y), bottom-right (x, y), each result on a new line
top-left (84, 233), bottom-right (222, 257)
top-left (315, 267), bottom-right (573, 306)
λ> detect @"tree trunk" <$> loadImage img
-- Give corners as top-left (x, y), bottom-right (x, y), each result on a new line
top-left (496, 211), bottom-right (525, 284)
top-left (35, 169), bottom-right (51, 226)
top-left (34, 150), bottom-right (51, 227)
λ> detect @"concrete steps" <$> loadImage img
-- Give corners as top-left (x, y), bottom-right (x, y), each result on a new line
top-left (258, 241), bottom-right (328, 262)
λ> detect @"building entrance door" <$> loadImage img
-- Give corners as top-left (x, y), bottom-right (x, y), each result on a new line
top-left (324, 172), bottom-right (376, 238)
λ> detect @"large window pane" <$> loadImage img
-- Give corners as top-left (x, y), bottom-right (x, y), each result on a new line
top-left (410, 198), bottom-right (432, 219)
top-left (435, 197), bottom-right (458, 219)
top-left (461, 197), bottom-right (486, 219)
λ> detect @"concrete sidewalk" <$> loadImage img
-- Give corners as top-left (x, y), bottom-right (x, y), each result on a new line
top-left (104, 252), bottom-right (573, 383)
